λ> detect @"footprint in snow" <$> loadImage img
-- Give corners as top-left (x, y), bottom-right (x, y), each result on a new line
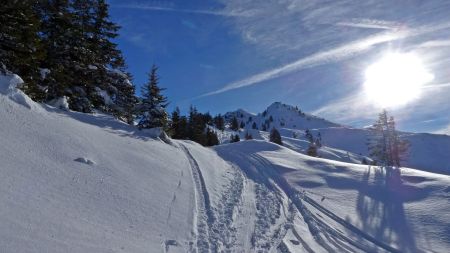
top-left (74, 157), bottom-right (95, 165)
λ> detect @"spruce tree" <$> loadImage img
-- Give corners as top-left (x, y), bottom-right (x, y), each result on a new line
top-left (205, 128), bottom-right (219, 146)
top-left (230, 116), bottom-right (239, 131)
top-left (137, 65), bottom-right (168, 129)
top-left (214, 114), bottom-right (225, 130)
top-left (0, 1), bottom-right (45, 100)
top-left (269, 128), bottom-right (282, 145)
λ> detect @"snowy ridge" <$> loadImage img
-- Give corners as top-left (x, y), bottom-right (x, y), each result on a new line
top-left (220, 102), bottom-right (450, 174)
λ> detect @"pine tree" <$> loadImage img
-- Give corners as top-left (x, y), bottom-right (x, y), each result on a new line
top-left (230, 116), bottom-right (239, 131)
top-left (213, 114), bottom-right (225, 130)
top-left (205, 128), bottom-right (219, 146)
top-left (230, 134), bottom-right (240, 143)
top-left (0, 1), bottom-right (45, 100)
top-left (137, 65), bottom-right (168, 129)
top-left (269, 128), bottom-right (282, 145)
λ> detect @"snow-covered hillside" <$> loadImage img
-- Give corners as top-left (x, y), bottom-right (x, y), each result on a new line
top-left (221, 102), bottom-right (450, 175)
top-left (1, 74), bottom-right (450, 252)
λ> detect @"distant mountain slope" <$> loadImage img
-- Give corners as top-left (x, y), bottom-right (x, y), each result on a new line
top-left (221, 102), bottom-right (450, 174)
top-left (224, 102), bottom-right (340, 131)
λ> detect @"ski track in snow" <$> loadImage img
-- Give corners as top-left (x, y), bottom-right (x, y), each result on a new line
top-left (180, 143), bottom-right (247, 252)
top-left (250, 152), bottom-right (402, 253)
top-left (180, 144), bottom-right (214, 253)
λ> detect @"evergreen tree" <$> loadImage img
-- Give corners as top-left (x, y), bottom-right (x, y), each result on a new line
top-left (315, 132), bottom-right (322, 147)
top-left (188, 105), bottom-right (207, 144)
top-left (240, 121), bottom-right (245, 129)
top-left (213, 114), bottom-right (225, 130)
top-left (305, 129), bottom-right (314, 143)
top-left (170, 107), bottom-right (181, 138)
top-left (252, 122), bottom-right (258, 129)
top-left (205, 128), bottom-right (219, 146)
top-left (262, 124), bottom-right (267, 131)
top-left (368, 110), bottom-right (409, 166)
top-left (269, 128), bottom-right (282, 145)
top-left (306, 142), bottom-right (318, 157)
top-left (230, 134), bottom-right (240, 143)
top-left (109, 70), bottom-right (137, 124)
top-left (137, 65), bottom-right (168, 129)
top-left (230, 116), bottom-right (239, 131)
top-left (0, 1), bottom-right (44, 100)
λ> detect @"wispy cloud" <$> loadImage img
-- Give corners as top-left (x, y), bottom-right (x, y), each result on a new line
top-left (336, 18), bottom-right (402, 30)
top-left (198, 31), bottom-right (404, 97)
top-left (415, 39), bottom-right (450, 48)
top-left (114, 4), bottom-right (255, 17)
top-left (199, 21), bottom-right (450, 98)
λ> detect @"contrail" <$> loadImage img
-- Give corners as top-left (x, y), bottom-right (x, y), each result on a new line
top-left (199, 21), bottom-right (450, 98)
top-left (197, 31), bottom-right (406, 98)
top-left (114, 4), bottom-right (254, 17)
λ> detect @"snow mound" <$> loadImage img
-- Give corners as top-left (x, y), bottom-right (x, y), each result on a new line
top-left (0, 74), bottom-right (38, 110)
top-left (48, 96), bottom-right (70, 111)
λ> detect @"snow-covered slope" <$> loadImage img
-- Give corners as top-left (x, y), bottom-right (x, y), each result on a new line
top-left (222, 102), bottom-right (450, 174)
top-left (1, 74), bottom-right (450, 252)
top-left (225, 102), bottom-right (339, 131)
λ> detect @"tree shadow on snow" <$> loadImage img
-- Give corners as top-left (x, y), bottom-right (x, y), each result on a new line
top-left (355, 166), bottom-right (429, 253)
top-left (42, 105), bottom-right (157, 141)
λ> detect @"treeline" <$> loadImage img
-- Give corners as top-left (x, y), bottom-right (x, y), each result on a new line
top-left (169, 106), bottom-right (220, 146)
top-left (0, 0), bottom-right (136, 121)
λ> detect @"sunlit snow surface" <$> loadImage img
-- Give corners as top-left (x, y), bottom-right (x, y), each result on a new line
top-left (1, 74), bottom-right (449, 252)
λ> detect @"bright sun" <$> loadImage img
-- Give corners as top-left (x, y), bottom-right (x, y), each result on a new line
top-left (364, 53), bottom-right (434, 108)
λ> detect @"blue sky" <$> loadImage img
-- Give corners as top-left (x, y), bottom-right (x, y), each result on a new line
top-left (108, 0), bottom-right (450, 134)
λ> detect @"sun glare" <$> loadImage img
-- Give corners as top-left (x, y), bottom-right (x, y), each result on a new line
top-left (364, 53), bottom-right (434, 108)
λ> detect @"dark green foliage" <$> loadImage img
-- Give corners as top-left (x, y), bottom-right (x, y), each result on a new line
top-left (205, 128), bottom-right (219, 146)
top-left (269, 128), bottom-right (282, 145)
top-left (137, 65), bottom-right (168, 129)
top-left (1, 0), bottom-right (137, 119)
top-left (169, 105), bottom-right (220, 146)
top-left (0, 1), bottom-right (45, 100)
top-left (230, 116), bottom-right (239, 131)
top-left (213, 114), bottom-right (225, 130)
top-left (230, 134), bottom-right (240, 143)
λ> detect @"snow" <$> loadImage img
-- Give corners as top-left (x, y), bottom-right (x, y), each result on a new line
top-left (39, 68), bottom-right (50, 79)
top-left (1, 73), bottom-right (450, 252)
top-left (48, 96), bottom-right (70, 111)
